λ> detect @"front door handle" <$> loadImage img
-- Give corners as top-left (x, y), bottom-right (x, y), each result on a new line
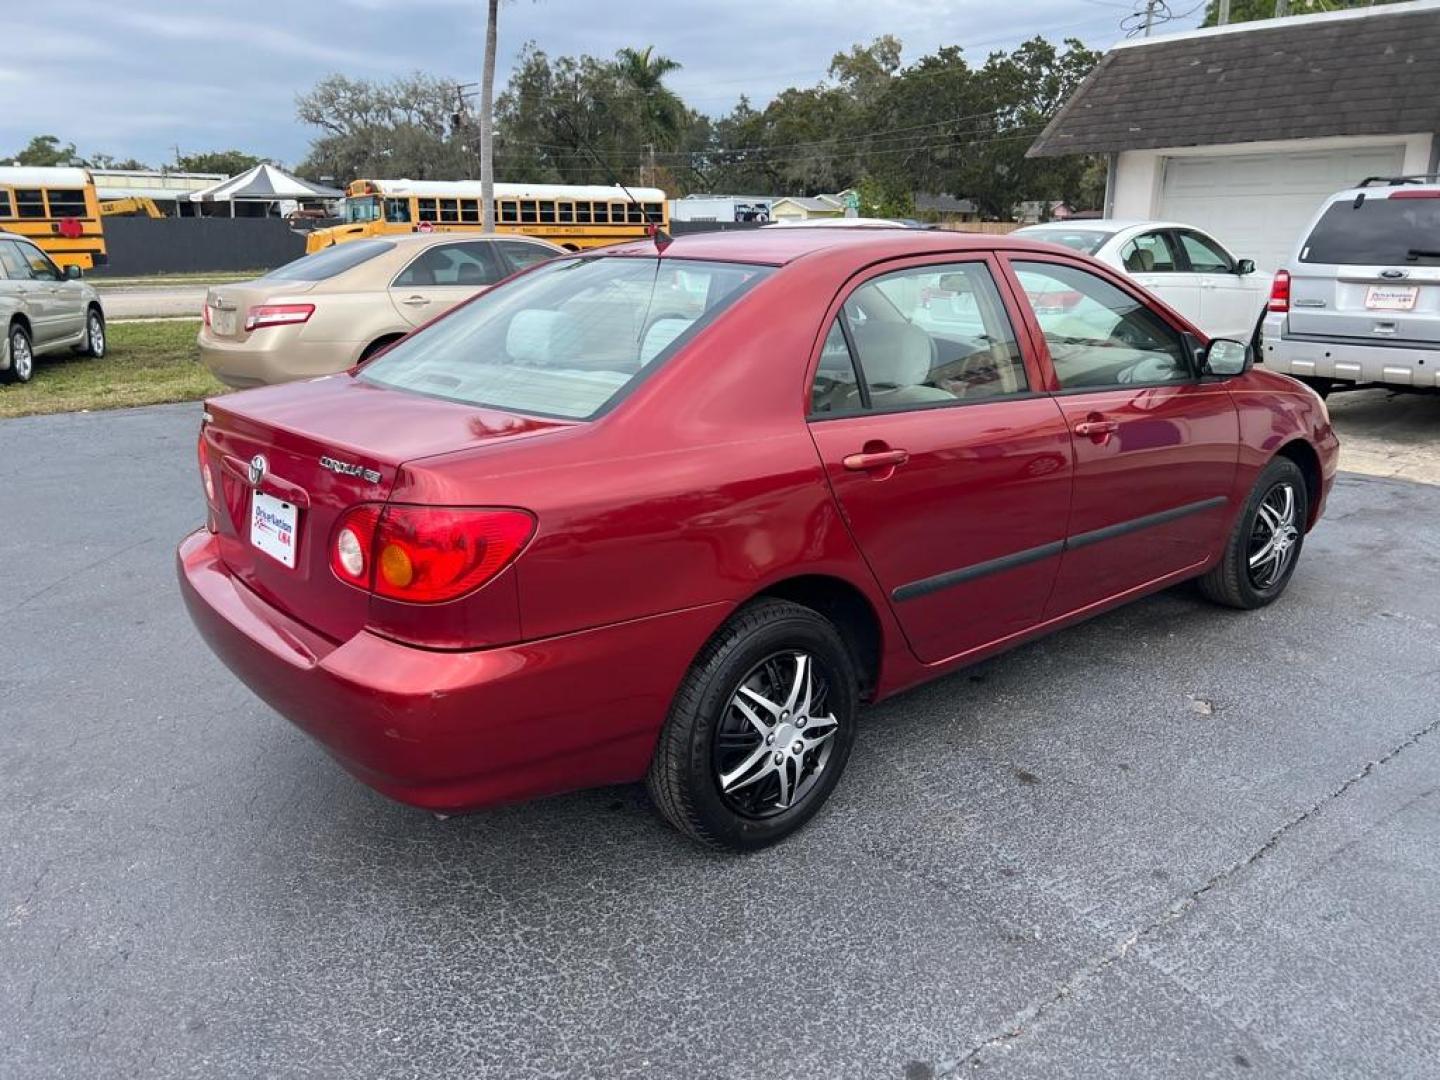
top-left (1073, 419), bottom-right (1119, 437)
top-left (402, 295), bottom-right (430, 307)
top-left (843, 448), bottom-right (909, 471)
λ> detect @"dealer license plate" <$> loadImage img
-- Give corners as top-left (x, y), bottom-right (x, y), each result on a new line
top-left (1365, 285), bottom-right (1418, 311)
top-left (212, 308), bottom-right (238, 335)
top-left (250, 491), bottom-right (298, 568)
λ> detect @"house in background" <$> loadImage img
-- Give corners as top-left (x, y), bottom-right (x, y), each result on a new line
top-left (913, 193), bottom-right (979, 223)
top-left (1028, 0), bottom-right (1440, 271)
top-left (769, 193), bottom-right (848, 221)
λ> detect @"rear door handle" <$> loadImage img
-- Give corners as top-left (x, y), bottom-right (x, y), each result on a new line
top-left (402, 295), bottom-right (430, 307)
top-left (1073, 420), bottom-right (1119, 436)
top-left (843, 449), bottom-right (909, 471)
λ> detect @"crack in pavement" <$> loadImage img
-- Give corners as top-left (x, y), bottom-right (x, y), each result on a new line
top-left (933, 713), bottom-right (1440, 1076)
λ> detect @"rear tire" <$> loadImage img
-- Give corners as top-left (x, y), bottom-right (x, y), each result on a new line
top-left (646, 599), bottom-right (858, 850)
top-left (1198, 456), bottom-right (1309, 610)
top-left (79, 307), bottom-right (106, 358)
top-left (2, 322), bottom-right (33, 384)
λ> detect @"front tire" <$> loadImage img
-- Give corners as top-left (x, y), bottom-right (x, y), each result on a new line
top-left (3, 323), bottom-right (33, 384)
top-left (646, 599), bottom-right (859, 850)
top-left (1198, 456), bottom-right (1309, 610)
top-left (80, 307), bottom-right (106, 358)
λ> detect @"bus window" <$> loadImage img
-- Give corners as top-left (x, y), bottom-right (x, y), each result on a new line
top-left (626, 204), bottom-right (643, 224)
top-left (500, 201), bottom-right (518, 224)
top-left (558, 202), bottom-right (574, 224)
top-left (346, 197), bottom-right (380, 223)
top-left (538, 200), bottom-right (555, 224)
top-left (576, 202), bottom-right (593, 224)
top-left (440, 198), bottom-right (459, 223)
top-left (15, 190), bottom-right (44, 218)
top-left (46, 189), bottom-right (88, 217)
top-left (614, 203), bottom-right (631, 224)
top-left (0, 191), bottom-right (12, 219)
top-left (591, 203), bottom-right (608, 224)
top-left (460, 199), bottom-right (479, 223)
top-left (645, 202), bottom-right (663, 223)
top-left (385, 198), bottom-right (410, 223)
top-left (417, 198), bottom-right (438, 223)
top-left (520, 200), bottom-right (538, 224)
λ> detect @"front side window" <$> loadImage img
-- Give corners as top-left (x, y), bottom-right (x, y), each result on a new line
top-left (809, 262), bottom-right (1028, 415)
top-left (361, 257), bottom-right (773, 420)
top-left (46, 189), bottom-right (88, 218)
top-left (1012, 260), bottom-right (1190, 390)
top-left (345, 197), bottom-right (379, 224)
top-left (262, 239), bottom-right (395, 281)
top-left (1301, 196), bottom-right (1440, 265)
top-left (1178, 231), bottom-right (1233, 273)
top-left (393, 241), bottom-right (505, 287)
top-left (1119, 232), bottom-right (1178, 273)
top-left (16, 241), bottom-right (59, 280)
top-left (14, 189), bottom-right (44, 219)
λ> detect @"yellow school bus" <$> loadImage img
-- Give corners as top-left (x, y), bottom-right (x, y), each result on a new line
top-left (0, 167), bottom-right (107, 270)
top-left (306, 179), bottom-right (668, 254)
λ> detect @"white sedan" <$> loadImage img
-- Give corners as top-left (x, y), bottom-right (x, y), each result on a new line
top-left (1013, 219), bottom-right (1269, 341)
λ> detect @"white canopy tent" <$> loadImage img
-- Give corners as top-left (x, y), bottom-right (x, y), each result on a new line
top-left (187, 164), bottom-right (342, 218)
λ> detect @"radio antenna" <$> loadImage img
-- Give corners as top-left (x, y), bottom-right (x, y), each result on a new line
top-left (557, 111), bottom-right (672, 252)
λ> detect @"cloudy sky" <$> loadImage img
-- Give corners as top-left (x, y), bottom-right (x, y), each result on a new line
top-left (2, 0), bottom-right (1203, 169)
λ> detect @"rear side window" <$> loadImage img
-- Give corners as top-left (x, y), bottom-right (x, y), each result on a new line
top-left (809, 262), bottom-right (1028, 416)
top-left (393, 242), bottom-right (505, 287)
top-left (263, 239), bottom-right (395, 282)
top-left (1302, 196), bottom-right (1440, 265)
top-left (361, 257), bottom-right (772, 420)
top-left (498, 240), bottom-right (558, 271)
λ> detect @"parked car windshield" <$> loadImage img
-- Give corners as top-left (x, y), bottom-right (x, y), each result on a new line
top-left (1301, 196), bottom-right (1440, 264)
top-left (360, 256), bottom-right (774, 419)
top-left (262, 239), bottom-right (396, 281)
top-left (1014, 227), bottom-right (1113, 255)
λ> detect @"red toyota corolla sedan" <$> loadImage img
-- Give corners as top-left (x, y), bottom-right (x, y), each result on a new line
top-left (179, 228), bottom-right (1338, 849)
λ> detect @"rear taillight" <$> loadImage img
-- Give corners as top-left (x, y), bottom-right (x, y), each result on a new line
top-left (330, 505), bottom-right (534, 604)
top-left (201, 302), bottom-right (211, 328)
top-left (245, 303), bottom-right (314, 332)
top-left (1268, 269), bottom-right (1291, 313)
top-left (198, 429), bottom-right (215, 503)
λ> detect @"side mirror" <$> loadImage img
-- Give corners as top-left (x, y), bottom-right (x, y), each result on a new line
top-left (1236, 258), bottom-right (1256, 276)
top-left (1201, 337), bottom-right (1252, 377)
top-left (64, 265), bottom-right (82, 280)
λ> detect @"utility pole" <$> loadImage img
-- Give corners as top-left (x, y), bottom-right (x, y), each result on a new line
top-left (643, 143), bottom-right (655, 187)
top-left (479, 0), bottom-right (499, 233)
top-left (1218, 0), bottom-right (1232, 24)
top-left (1142, 0), bottom-right (1159, 36)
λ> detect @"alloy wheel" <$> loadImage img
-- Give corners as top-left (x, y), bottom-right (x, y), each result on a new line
top-left (89, 313), bottom-right (105, 356)
top-left (712, 650), bottom-right (840, 819)
top-left (1247, 482), bottom-right (1299, 590)
top-left (11, 332), bottom-right (32, 380)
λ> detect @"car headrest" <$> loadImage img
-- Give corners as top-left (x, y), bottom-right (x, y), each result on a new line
top-left (851, 321), bottom-right (933, 387)
top-left (506, 309), bottom-right (580, 366)
top-left (456, 263), bottom-right (486, 284)
top-left (406, 264), bottom-right (437, 285)
top-left (639, 317), bottom-right (694, 365)
top-left (1124, 247), bottom-right (1155, 273)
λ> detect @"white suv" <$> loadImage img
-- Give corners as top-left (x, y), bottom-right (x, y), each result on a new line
top-left (1262, 176), bottom-right (1440, 397)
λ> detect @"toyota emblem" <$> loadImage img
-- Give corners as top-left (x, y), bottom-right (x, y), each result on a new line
top-left (247, 454), bottom-right (268, 486)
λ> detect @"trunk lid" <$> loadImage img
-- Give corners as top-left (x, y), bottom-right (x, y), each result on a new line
top-left (205, 280), bottom-right (317, 344)
top-left (1287, 263), bottom-right (1440, 345)
top-left (204, 374), bottom-right (573, 642)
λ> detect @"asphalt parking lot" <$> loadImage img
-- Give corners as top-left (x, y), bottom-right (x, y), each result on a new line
top-left (3, 402), bottom-right (1439, 1079)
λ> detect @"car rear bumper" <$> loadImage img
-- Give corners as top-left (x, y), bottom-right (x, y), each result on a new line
top-left (1263, 316), bottom-right (1440, 387)
top-left (197, 329), bottom-right (360, 389)
top-left (177, 528), bottom-right (728, 812)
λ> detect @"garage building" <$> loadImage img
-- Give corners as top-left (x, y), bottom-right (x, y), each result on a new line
top-left (1027, 0), bottom-right (1440, 272)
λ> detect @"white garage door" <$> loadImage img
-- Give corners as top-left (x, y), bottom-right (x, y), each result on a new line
top-left (1157, 145), bottom-right (1406, 273)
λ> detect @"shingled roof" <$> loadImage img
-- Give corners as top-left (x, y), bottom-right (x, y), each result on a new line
top-left (1028, 1), bottom-right (1440, 158)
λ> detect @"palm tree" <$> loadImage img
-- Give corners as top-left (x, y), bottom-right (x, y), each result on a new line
top-left (613, 46), bottom-right (686, 173)
top-left (480, 0), bottom-right (499, 231)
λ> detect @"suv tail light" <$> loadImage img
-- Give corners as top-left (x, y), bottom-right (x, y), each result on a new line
top-left (1267, 269), bottom-right (1291, 313)
top-left (201, 302), bottom-right (211, 328)
top-left (245, 303), bottom-right (314, 332)
top-left (330, 505), bottom-right (534, 604)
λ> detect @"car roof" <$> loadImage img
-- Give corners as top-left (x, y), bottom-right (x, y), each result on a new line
top-left (385, 232), bottom-right (564, 251)
top-left (1324, 180), bottom-right (1440, 202)
top-left (599, 227), bottom-right (1069, 266)
top-left (1016, 219), bottom-right (1191, 233)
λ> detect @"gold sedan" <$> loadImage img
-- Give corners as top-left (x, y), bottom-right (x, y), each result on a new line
top-left (198, 232), bottom-right (563, 388)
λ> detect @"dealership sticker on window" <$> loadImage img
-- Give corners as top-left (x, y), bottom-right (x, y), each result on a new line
top-left (250, 491), bottom-right (298, 568)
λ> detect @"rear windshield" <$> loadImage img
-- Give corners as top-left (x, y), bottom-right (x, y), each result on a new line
top-left (1301, 196), bottom-right (1440, 265)
top-left (360, 256), bottom-right (773, 420)
top-left (1015, 227), bottom-right (1113, 255)
top-left (263, 239), bottom-right (395, 281)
